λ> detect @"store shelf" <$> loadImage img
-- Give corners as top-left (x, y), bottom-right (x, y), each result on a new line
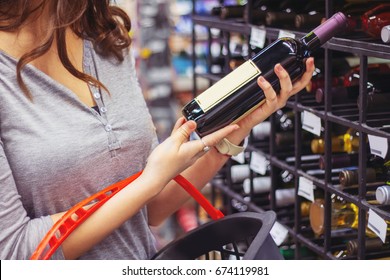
top-left (192, 0), bottom-right (390, 260)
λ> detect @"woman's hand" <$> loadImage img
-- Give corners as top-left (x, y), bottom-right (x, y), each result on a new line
top-left (142, 118), bottom-right (239, 193)
top-left (236, 57), bottom-right (315, 134)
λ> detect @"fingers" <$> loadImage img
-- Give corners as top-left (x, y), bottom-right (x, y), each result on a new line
top-left (201, 123), bottom-right (239, 148)
top-left (257, 76), bottom-right (278, 115)
top-left (172, 119), bottom-right (197, 143)
top-left (292, 57), bottom-right (315, 94)
top-left (274, 63), bottom-right (293, 99)
top-left (171, 117), bottom-right (186, 136)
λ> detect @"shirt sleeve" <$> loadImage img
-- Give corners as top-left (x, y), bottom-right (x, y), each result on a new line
top-left (0, 140), bottom-right (65, 260)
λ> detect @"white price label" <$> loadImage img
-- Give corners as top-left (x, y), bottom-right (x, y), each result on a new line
top-left (302, 111), bottom-right (322, 136)
top-left (368, 209), bottom-right (388, 243)
top-left (250, 27), bottom-right (267, 49)
top-left (250, 152), bottom-right (268, 175)
top-left (368, 134), bottom-right (388, 159)
top-left (270, 221), bottom-right (289, 246)
top-left (298, 177), bottom-right (315, 202)
top-left (278, 30), bottom-right (296, 39)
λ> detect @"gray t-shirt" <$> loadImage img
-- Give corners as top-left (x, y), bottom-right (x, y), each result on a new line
top-left (0, 40), bottom-right (159, 259)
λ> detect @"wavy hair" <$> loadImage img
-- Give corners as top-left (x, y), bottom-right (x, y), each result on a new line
top-left (0, 0), bottom-right (132, 99)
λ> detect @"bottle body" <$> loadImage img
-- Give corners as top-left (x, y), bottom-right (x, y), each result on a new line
top-left (182, 13), bottom-right (348, 137)
top-left (182, 39), bottom-right (307, 137)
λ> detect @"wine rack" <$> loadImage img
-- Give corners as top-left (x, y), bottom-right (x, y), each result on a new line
top-left (190, 0), bottom-right (390, 259)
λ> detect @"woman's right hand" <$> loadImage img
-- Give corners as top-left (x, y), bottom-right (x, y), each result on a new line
top-left (141, 117), bottom-right (239, 194)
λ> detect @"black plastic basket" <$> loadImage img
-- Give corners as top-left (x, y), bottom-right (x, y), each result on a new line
top-left (152, 211), bottom-right (283, 260)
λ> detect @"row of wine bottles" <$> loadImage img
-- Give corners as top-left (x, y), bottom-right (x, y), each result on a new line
top-left (210, 0), bottom-right (390, 42)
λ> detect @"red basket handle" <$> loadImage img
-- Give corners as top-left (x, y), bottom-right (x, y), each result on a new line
top-left (30, 172), bottom-right (224, 260)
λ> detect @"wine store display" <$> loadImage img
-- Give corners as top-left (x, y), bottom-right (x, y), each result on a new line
top-left (192, 0), bottom-right (390, 260)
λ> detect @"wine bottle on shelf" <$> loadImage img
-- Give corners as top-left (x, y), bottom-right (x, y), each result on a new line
top-left (294, 0), bottom-right (346, 30)
top-left (382, 25), bottom-right (390, 43)
top-left (344, 3), bottom-right (390, 39)
top-left (339, 160), bottom-right (390, 187)
top-left (244, 0), bottom-right (280, 25)
top-left (309, 196), bottom-right (381, 237)
top-left (230, 164), bottom-right (251, 183)
top-left (319, 153), bottom-right (388, 170)
top-left (251, 121), bottom-right (271, 141)
top-left (311, 128), bottom-right (362, 154)
top-left (265, 0), bottom-right (319, 28)
top-left (347, 237), bottom-right (390, 256)
top-left (211, 4), bottom-right (246, 20)
top-left (376, 184), bottom-right (390, 205)
top-left (319, 153), bottom-right (359, 170)
top-left (315, 63), bottom-right (390, 104)
top-left (182, 13), bottom-right (348, 137)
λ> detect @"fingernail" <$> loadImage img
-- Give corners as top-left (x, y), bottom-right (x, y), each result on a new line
top-left (276, 64), bottom-right (283, 72)
top-left (259, 76), bottom-right (266, 84)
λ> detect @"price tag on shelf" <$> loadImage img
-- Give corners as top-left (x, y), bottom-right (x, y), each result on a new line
top-left (250, 151), bottom-right (268, 175)
top-left (270, 221), bottom-right (289, 246)
top-left (298, 177), bottom-right (315, 202)
top-left (278, 30), bottom-right (296, 39)
top-left (368, 134), bottom-right (388, 159)
top-left (250, 26), bottom-right (267, 49)
top-left (302, 111), bottom-right (322, 136)
top-left (368, 209), bottom-right (388, 243)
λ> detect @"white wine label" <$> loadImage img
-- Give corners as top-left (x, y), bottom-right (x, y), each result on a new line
top-left (302, 111), bottom-right (322, 136)
top-left (250, 151), bottom-right (268, 175)
top-left (270, 221), bottom-right (289, 246)
top-left (195, 60), bottom-right (261, 112)
top-left (368, 209), bottom-right (388, 243)
top-left (368, 134), bottom-right (388, 159)
top-left (298, 177), bottom-right (315, 202)
top-left (250, 26), bottom-right (267, 49)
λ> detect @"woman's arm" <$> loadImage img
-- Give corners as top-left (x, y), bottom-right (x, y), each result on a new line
top-left (147, 58), bottom-right (315, 226)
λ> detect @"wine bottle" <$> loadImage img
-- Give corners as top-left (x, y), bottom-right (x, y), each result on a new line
top-left (319, 153), bottom-right (359, 170)
top-left (182, 13), bottom-right (348, 137)
top-left (344, 3), bottom-right (390, 39)
top-left (211, 4), bottom-right (246, 19)
top-left (309, 196), bottom-right (378, 236)
top-left (382, 25), bottom-right (390, 43)
top-left (376, 184), bottom-right (390, 205)
top-left (252, 121), bottom-right (271, 140)
top-left (265, 0), bottom-right (315, 28)
top-left (244, 0), bottom-right (280, 25)
top-left (315, 63), bottom-right (390, 104)
top-left (347, 237), bottom-right (390, 256)
top-left (311, 128), bottom-right (362, 154)
top-left (339, 160), bottom-right (390, 187)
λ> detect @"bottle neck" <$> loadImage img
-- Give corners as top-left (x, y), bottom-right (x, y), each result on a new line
top-left (300, 32), bottom-right (321, 55)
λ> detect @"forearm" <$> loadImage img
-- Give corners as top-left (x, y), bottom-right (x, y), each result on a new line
top-left (51, 175), bottom-right (160, 260)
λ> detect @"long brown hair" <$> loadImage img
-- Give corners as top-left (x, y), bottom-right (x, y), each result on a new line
top-left (0, 0), bottom-right (132, 99)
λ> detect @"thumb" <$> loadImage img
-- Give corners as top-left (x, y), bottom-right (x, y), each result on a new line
top-left (172, 120), bottom-right (197, 144)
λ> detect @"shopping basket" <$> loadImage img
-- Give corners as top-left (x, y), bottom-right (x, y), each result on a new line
top-left (152, 211), bottom-right (283, 260)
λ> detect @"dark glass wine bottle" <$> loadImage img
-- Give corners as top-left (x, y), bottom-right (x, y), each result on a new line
top-left (244, 0), bottom-right (280, 25)
top-left (182, 12), bottom-right (348, 137)
top-left (265, 0), bottom-right (314, 28)
top-left (315, 63), bottom-right (390, 104)
top-left (344, 2), bottom-right (390, 39)
top-left (339, 160), bottom-right (390, 187)
top-left (347, 237), bottom-right (390, 256)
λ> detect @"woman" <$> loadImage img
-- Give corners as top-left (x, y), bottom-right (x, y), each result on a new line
top-left (0, 0), bottom-right (315, 259)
